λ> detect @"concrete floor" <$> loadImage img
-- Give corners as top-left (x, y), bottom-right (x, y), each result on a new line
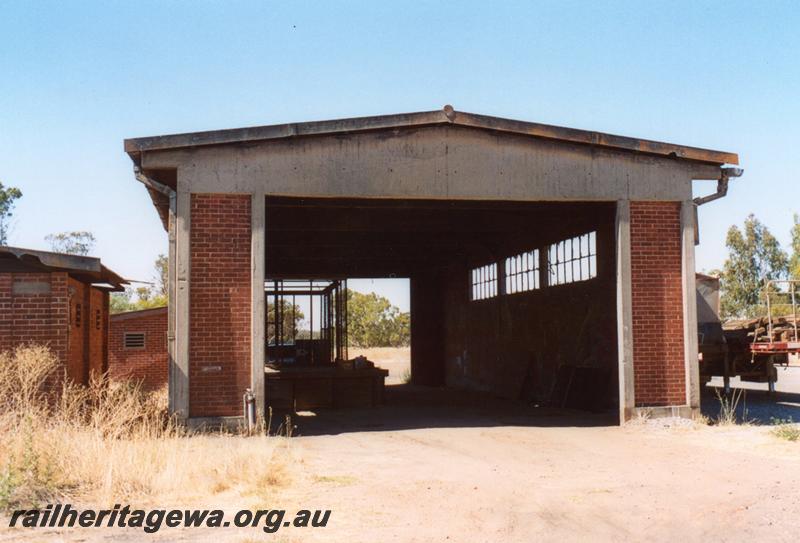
top-left (286, 384), bottom-right (617, 437)
top-left (284, 365), bottom-right (800, 435)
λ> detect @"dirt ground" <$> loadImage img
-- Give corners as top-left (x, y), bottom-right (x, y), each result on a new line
top-left (4, 357), bottom-right (800, 542)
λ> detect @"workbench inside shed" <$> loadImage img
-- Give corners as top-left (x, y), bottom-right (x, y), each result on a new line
top-left (265, 366), bottom-right (389, 410)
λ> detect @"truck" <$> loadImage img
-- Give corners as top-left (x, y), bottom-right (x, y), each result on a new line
top-left (697, 275), bottom-right (797, 393)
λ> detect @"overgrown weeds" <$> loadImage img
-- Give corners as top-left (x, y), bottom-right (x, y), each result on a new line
top-left (714, 387), bottom-right (748, 425)
top-left (0, 344), bottom-right (289, 511)
top-left (770, 418), bottom-right (800, 441)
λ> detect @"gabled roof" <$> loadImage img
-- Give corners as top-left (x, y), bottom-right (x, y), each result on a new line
top-left (125, 106), bottom-right (738, 166)
top-left (0, 246), bottom-right (128, 291)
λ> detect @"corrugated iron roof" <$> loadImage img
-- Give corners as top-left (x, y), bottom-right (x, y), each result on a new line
top-left (0, 246), bottom-right (128, 291)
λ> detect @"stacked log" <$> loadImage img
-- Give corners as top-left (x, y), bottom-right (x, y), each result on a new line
top-left (723, 315), bottom-right (799, 343)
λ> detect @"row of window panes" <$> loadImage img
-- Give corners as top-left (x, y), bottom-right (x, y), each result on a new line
top-left (470, 231), bottom-right (597, 301)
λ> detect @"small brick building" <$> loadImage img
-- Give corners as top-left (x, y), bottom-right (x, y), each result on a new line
top-left (0, 246), bottom-right (126, 388)
top-left (109, 307), bottom-right (168, 390)
top-left (125, 107), bottom-right (740, 424)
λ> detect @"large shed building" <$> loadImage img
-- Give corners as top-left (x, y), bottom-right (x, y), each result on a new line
top-left (125, 107), bottom-right (739, 425)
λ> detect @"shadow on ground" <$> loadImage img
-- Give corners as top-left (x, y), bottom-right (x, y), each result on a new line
top-left (275, 384), bottom-right (618, 437)
top-left (701, 385), bottom-right (800, 424)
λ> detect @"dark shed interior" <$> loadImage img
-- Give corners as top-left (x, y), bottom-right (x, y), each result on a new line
top-left (265, 196), bottom-right (618, 410)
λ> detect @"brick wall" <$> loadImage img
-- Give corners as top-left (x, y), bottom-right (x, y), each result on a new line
top-left (68, 277), bottom-right (88, 384)
top-left (109, 307), bottom-right (167, 390)
top-left (189, 194), bottom-right (252, 417)
top-left (88, 287), bottom-right (108, 378)
top-left (630, 201), bottom-right (685, 406)
top-left (0, 272), bottom-right (71, 391)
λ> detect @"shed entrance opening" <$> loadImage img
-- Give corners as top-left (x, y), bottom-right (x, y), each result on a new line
top-left (264, 196), bottom-right (619, 421)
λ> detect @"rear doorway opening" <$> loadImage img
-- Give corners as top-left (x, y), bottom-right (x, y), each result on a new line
top-left (346, 278), bottom-right (411, 386)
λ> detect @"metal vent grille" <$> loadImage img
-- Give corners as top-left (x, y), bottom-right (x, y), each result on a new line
top-left (124, 332), bottom-right (145, 349)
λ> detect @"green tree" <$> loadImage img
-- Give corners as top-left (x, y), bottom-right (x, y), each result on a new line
top-left (0, 181), bottom-right (23, 245)
top-left (110, 255), bottom-right (168, 314)
top-left (390, 312), bottom-right (411, 347)
top-left (790, 213), bottom-right (800, 281)
top-left (45, 231), bottom-right (96, 256)
top-left (110, 285), bottom-right (168, 314)
top-left (110, 289), bottom-right (136, 314)
top-left (719, 214), bottom-right (788, 319)
top-left (154, 254), bottom-right (168, 297)
top-left (267, 300), bottom-right (305, 343)
top-left (134, 285), bottom-right (167, 309)
top-left (347, 290), bottom-right (410, 348)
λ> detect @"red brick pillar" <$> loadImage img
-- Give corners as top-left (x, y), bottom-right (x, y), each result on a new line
top-left (629, 201), bottom-right (686, 407)
top-left (189, 194), bottom-right (252, 417)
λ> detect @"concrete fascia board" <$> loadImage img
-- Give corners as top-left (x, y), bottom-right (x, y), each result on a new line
top-left (125, 108), bottom-right (738, 166)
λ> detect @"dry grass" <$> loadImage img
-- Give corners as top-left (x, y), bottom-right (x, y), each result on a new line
top-left (0, 344), bottom-right (289, 510)
top-left (770, 418), bottom-right (800, 441)
top-left (714, 387), bottom-right (748, 425)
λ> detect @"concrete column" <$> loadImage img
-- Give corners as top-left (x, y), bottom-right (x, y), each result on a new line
top-left (171, 186), bottom-right (191, 418)
top-left (681, 200), bottom-right (700, 412)
top-left (166, 191), bottom-right (178, 413)
top-left (251, 191), bottom-right (266, 417)
top-left (615, 200), bottom-right (635, 423)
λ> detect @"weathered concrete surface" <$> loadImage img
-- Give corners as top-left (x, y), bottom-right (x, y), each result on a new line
top-left (616, 200), bottom-right (635, 421)
top-left (251, 191), bottom-right (266, 415)
top-left (140, 125), bottom-right (721, 203)
top-left (681, 200), bottom-right (701, 412)
top-left (170, 188), bottom-right (191, 419)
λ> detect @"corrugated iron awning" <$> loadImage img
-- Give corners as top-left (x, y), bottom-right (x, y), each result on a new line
top-left (0, 246), bottom-right (128, 291)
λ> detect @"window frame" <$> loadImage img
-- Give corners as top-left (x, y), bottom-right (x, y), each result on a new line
top-left (505, 249), bottom-right (540, 294)
top-left (547, 231), bottom-right (597, 287)
top-left (470, 262), bottom-right (498, 301)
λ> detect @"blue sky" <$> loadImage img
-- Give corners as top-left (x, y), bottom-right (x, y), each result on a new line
top-left (1, 1), bottom-right (799, 312)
